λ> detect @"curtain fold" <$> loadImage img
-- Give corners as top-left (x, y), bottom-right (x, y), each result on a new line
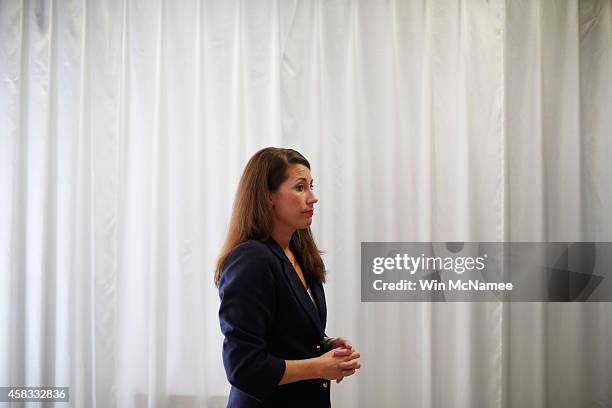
top-left (1, 1), bottom-right (611, 407)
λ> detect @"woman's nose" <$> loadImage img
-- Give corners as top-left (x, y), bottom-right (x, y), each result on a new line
top-left (308, 191), bottom-right (319, 204)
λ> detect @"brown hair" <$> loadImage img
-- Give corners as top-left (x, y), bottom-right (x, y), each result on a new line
top-left (214, 147), bottom-right (325, 287)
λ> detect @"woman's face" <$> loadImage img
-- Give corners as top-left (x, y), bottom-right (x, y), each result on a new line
top-left (269, 164), bottom-right (319, 231)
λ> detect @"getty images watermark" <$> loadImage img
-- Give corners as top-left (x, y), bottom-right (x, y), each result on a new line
top-left (361, 242), bottom-right (612, 302)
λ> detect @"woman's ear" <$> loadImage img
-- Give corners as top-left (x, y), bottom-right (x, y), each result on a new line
top-left (268, 192), bottom-right (275, 209)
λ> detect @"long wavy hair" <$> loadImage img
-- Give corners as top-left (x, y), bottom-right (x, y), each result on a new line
top-left (214, 147), bottom-right (325, 287)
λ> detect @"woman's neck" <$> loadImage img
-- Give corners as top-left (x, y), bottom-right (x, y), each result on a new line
top-left (270, 224), bottom-right (294, 250)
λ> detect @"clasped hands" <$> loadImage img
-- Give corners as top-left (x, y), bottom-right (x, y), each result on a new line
top-left (319, 337), bottom-right (361, 383)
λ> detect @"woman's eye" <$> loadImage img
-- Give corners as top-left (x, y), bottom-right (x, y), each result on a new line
top-left (295, 183), bottom-right (314, 192)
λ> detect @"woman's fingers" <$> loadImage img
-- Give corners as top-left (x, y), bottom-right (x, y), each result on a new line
top-left (334, 337), bottom-right (352, 349)
top-left (339, 339), bottom-right (355, 353)
top-left (329, 338), bottom-right (361, 384)
top-left (338, 359), bottom-right (361, 370)
top-left (333, 349), bottom-right (360, 362)
top-left (335, 369), bottom-right (356, 384)
top-left (342, 369), bottom-right (356, 377)
top-left (332, 348), bottom-right (352, 357)
top-left (344, 351), bottom-right (360, 361)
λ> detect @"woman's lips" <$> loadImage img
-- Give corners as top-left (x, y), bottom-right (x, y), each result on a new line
top-left (304, 209), bottom-right (314, 216)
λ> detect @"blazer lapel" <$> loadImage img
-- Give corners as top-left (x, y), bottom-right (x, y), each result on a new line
top-left (264, 238), bottom-right (324, 334)
top-left (309, 280), bottom-right (327, 330)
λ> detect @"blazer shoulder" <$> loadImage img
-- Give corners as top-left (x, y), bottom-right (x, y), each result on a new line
top-left (219, 240), bottom-right (282, 292)
top-left (229, 240), bottom-right (275, 260)
top-left (224, 240), bottom-right (280, 273)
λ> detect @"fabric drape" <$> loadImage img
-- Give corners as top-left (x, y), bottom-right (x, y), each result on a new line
top-left (1, 1), bottom-right (611, 407)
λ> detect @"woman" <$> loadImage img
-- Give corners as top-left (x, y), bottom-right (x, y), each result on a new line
top-left (216, 147), bottom-right (361, 407)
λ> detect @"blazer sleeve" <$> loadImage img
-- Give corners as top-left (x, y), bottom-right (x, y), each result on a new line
top-left (218, 243), bottom-right (286, 402)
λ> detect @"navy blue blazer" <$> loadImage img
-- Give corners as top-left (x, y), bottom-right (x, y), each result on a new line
top-left (218, 238), bottom-right (331, 407)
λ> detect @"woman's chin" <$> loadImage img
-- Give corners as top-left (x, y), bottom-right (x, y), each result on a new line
top-left (296, 220), bottom-right (313, 229)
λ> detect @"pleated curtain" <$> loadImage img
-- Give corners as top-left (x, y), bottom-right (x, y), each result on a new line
top-left (1, 1), bottom-right (611, 407)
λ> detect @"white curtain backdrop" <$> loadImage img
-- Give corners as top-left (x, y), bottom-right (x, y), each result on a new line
top-left (1, 0), bottom-right (612, 407)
